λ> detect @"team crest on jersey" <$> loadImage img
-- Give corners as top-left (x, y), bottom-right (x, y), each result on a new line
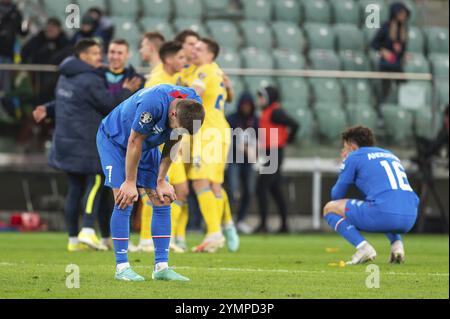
top-left (140, 112), bottom-right (152, 124)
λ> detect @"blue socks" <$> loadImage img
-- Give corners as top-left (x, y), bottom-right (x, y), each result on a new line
top-left (110, 204), bottom-right (132, 265)
top-left (386, 233), bottom-right (402, 244)
top-left (325, 213), bottom-right (366, 248)
top-left (152, 205), bottom-right (171, 265)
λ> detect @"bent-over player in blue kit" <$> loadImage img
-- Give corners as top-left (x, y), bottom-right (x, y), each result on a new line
top-left (323, 126), bottom-right (419, 265)
top-left (97, 84), bottom-right (204, 281)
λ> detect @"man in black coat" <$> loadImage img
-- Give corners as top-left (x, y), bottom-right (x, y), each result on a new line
top-left (34, 39), bottom-right (140, 251)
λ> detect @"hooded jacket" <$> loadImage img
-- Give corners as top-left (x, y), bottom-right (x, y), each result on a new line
top-left (48, 56), bottom-right (131, 174)
top-left (371, 2), bottom-right (411, 71)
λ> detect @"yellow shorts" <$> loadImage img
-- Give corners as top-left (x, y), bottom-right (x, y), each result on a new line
top-left (168, 158), bottom-right (188, 185)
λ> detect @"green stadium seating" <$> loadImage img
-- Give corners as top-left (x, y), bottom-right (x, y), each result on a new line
top-left (424, 27), bottom-right (449, 54)
top-left (77, 0), bottom-right (107, 14)
top-left (273, 0), bottom-right (302, 23)
top-left (413, 106), bottom-right (439, 140)
top-left (308, 50), bottom-right (341, 70)
top-left (240, 20), bottom-right (273, 50)
top-left (331, 0), bottom-right (360, 25)
top-left (398, 81), bottom-right (433, 110)
top-left (272, 21), bottom-right (306, 52)
top-left (141, 0), bottom-right (172, 18)
top-left (428, 53), bottom-right (449, 80)
top-left (42, 0), bottom-right (74, 17)
top-left (243, 76), bottom-right (276, 96)
top-left (109, 0), bottom-right (139, 17)
top-left (242, 0), bottom-right (273, 21)
top-left (216, 49), bottom-right (241, 69)
top-left (363, 26), bottom-right (378, 51)
top-left (314, 103), bottom-right (347, 141)
top-left (174, 0), bottom-right (203, 19)
top-left (310, 78), bottom-right (343, 104)
top-left (283, 104), bottom-right (314, 139)
top-left (277, 77), bottom-right (310, 106)
top-left (359, 0), bottom-right (389, 24)
top-left (342, 79), bottom-right (373, 104)
top-left (403, 53), bottom-right (430, 73)
top-left (273, 49), bottom-right (306, 70)
top-left (434, 80), bottom-right (449, 110)
top-left (339, 51), bottom-right (370, 71)
top-left (407, 26), bottom-right (425, 53)
top-left (111, 16), bottom-right (141, 43)
top-left (128, 48), bottom-right (142, 68)
top-left (241, 48), bottom-right (274, 69)
top-left (173, 19), bottom-right (208, 36)
top-left (140, 18), bottom-right (175, 39)
top-left (304, 23), bottom-right (335, 50)
top-left (346, 103), bottom-right (377, 129)
top-left (227, 76), bottom-right (246, 115)
top-left (380, 104), bottom-right (414, 144)
top-left (335, 24), bottom-right (365, 52)
top-left (302, 0), bottom-right (331, 24)
top-left (203, 0), bottom-right (229, 18)
top-left (206, 20), bottom-right (240, 50)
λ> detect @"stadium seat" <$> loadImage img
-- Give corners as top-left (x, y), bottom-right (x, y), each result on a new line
top-left (283, 104), bottom-right (314, 139)
top-left (77, 0), bottom-right (107, 14)
top-left (308, 50), bottom-right (341, 70)
top-left (243, 76), bottom-right (276, 96)
top-left (242, 0), bottom-right (273, 21)
top-left (128, 48), bottom-right (143, 68)
top-left (314, 103), bottom-right (347, 141)
top-left (334, 24), bottom-right (365, 52)
top-left (206, 20), bottom-right (241, 50)
top-left (42, 0), bottom-right (74, 17)
top-left (216, 49), bottom-right (241, 69)
top-left (111, 17), bottom-right (141, 43)
top-left (398, 81), bottom-right (433, 110)
top-left (141, 0), bottom-right (172, 18)
top-left (273, 49), bottom-right (306, 70)
top-left (109, 0), bottom-right (139, 17)
top-left (346, 103), bottom-right (377, 129)
top-left (302, 0), bottom-right (331, 24)
top-left (339, 51), bottom-right (370, 71)
top-left (424, 27), bottom-right (449, 54)
top-left (272, 21), bottom-right (306, 52)
top-left (173, 0), bottom-right (203, 19)
top-left (310, 78), bottom-right (343, 104)
top-left (428, 53), bottom-right (449, 80)
top-left (240, 20), bottom-right (273, 50)
top-left (413, 106), bottom-right (439, 140)
top-left (241, 48), bottom-right (274, 69)
top-left (331, 0), bottom-right (360, 25)
top-left (173, 19), bottom-right (208, 36)
top-left (403, 53), bottom-right (430, 73)
top-left (342, 79), bottom-right (373, 105)
top-left (203, 0), bottom-right (229, 16)
top-left (273, 0), bottom-right (302, 23)
top-left (380, 104), bottom-right (414, 144)
top-left (359, 0), bottom-right (389, 24)
top-left (227, 76), bottom-right (246, 115)
top-left (140, 18), bottom-right (175, 39)
top-left (304, 23), bottom-right (335, 51)
top-left (407, 26), bottom-right (425, 53)
top-left (363, 26), bottom-right (378, 51)
top-left (434, 80), bottom-right (449, 110)
top-left (277, 77), bottom-right (310, 106)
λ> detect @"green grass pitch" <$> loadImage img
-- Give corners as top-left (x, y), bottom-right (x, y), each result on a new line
top-left (0, 232), bottom-right (448, 299)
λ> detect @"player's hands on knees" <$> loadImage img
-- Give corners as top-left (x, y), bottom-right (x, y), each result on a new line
top-left (155, 179), bottom-right (176, 204)
top-left (116, 180), bottom-right (138, 209)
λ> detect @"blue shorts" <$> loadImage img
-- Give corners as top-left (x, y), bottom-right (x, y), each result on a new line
top-left (345, 199), bottom-right (418, 233)
top-left (96, 127), bottom-right (160, 190)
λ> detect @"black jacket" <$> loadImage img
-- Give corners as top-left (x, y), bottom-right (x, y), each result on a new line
top-left (0, 3), bottom-right (27, 59)
top-left (21, 31), bottom-right (71, 65)
top-left (48, 57), bottom-right (131, 174)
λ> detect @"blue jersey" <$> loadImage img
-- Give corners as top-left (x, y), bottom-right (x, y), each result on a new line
top-left (332, 147), bottom-right (419, 213)
top-left (100, 84), bottom-right (201, 152)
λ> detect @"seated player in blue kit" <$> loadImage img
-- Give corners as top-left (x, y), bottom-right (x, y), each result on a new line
top-left (323, 126), bottom-right (419, 265)
top-left (97, 84), bottom-right (204, 281)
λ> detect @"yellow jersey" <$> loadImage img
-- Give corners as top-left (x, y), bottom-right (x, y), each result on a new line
top-left (178, 64), bottom-right (197, 87)
top-left (145, 63), bottom-right (180, 88)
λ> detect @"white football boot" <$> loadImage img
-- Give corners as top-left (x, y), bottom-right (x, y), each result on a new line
top-left (389, 240), bottom-right (405, 264)
top-left (346, 242), bottom-right (377, 265)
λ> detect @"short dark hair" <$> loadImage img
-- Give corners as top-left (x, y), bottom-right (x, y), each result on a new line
top-left (342, 126), bottom-right (376, 147)
top-left (201, 37), bottom-right (220, 60)
top-left (142, 31), bottom-right (165, 50)
top-left (110, 38), bottom-right (129, 49)
top-left (47, 17), bottom-right (62, 28)
top-left (74, 38), bottom-right (100, 58)
top-left (159, 41), bottom-right (183, 62)
top-left (176, 99), bottom-right (205, 135)
top-left (174, 29), bottom-right (200, 44)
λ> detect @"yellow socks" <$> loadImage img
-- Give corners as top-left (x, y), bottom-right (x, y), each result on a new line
top-left (140, 193), bottom-right (153, 241)
top-left (221, 188), bottom-right (233, 226)
top-left (176, 203), bottom-right (189, 239)
top-left (196, 189), bottom-right (221, 235)
top-left (171, 200), bottom-right (183, 238)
